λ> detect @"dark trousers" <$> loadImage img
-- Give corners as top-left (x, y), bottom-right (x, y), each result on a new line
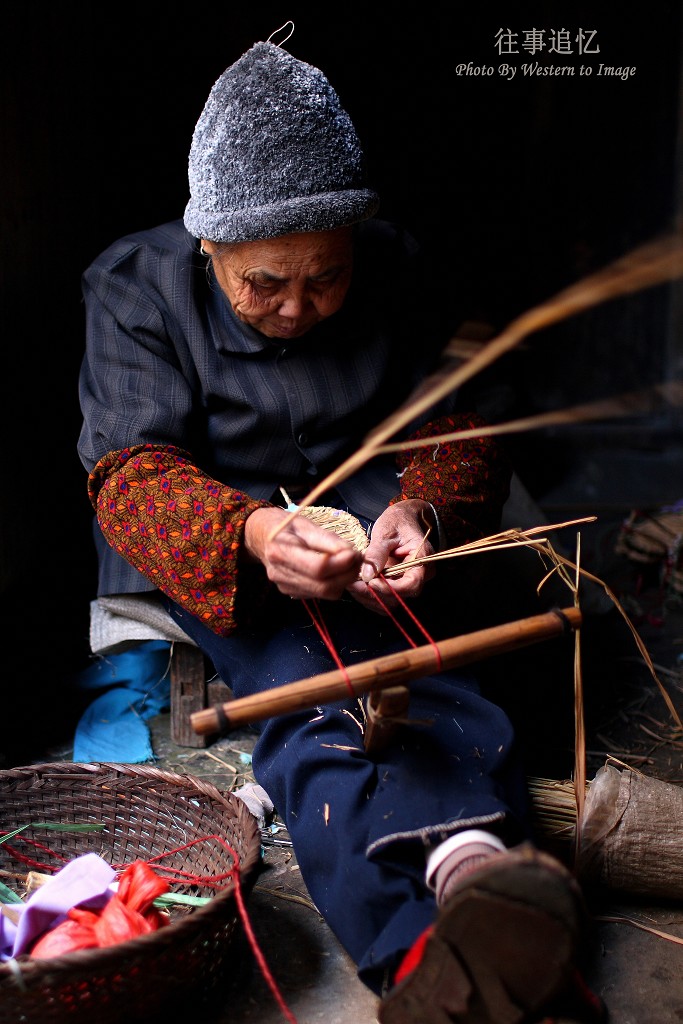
top-left (165, 591), bottom-right (532, 994)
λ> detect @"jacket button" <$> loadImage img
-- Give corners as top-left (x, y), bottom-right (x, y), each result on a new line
top-left (297, 432), bottom-right (308, 446)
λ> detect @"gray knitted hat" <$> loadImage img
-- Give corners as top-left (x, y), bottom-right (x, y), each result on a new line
top-left (183, 41), bottom-right (380, 243)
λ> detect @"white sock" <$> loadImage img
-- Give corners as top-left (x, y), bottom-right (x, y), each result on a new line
top-left (426, 829), bottom-right (507, 905)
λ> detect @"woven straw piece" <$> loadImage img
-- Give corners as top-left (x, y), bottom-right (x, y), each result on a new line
top-left (615, 509), bottom-right (683, 564)
top-left (0, 762), bottom-right (261, 1024)
top-left (297, 505), bottom-right (370, 552)
top-left (615, 509), bottom-right (683, 599)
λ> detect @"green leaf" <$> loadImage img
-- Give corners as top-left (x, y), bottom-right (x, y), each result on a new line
top-left (0, 881), bottom-right (24, 905)
top-left (0, 821), bottom-right (105, 845)
top-left (153, 892), bottom-right (212, 908)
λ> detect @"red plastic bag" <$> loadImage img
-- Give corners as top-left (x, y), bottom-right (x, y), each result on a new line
top-left (30, 860), bottom-right (170, 958)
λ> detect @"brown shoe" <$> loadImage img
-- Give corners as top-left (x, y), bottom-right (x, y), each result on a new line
top-left (378, 844), bottom-right (597, 1024)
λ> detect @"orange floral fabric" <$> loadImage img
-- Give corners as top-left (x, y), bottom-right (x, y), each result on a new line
top-left (88, 445), bottom-right (272, 637)
top-left (390, 412), bottom-right (512, 546)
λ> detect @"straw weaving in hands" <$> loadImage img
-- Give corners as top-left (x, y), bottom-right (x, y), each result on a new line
top-left (296, 505), bottom-right (370, 552)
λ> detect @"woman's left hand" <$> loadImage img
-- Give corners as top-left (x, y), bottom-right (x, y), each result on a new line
top-left (346, 499), bottom-right (437, 613)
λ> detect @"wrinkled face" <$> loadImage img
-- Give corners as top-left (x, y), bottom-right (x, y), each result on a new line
top-left (202, 228), bottom-right (354, 340)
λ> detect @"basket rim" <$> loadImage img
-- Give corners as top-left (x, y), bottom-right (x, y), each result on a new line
top-left (0, 760), bottom-right (245, 800)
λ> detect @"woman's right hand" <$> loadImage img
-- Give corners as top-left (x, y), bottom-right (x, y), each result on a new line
top-left (243, 507), bottom-right (364, 601)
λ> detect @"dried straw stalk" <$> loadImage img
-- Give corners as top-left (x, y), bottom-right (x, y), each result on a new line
top-left (381, 517), bottom-right (595, 577)
top-left (375, 380), bottom-right (683, 454)
top-left (534, 544), bottom-right (683, 733)
top-left (267, 231), bottom-right (683, 542)
top-left (572, 535), bottom-right (586, 856)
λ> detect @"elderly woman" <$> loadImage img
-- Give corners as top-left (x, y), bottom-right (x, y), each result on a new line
top-left (77, 37), bottom-right (602, 1024)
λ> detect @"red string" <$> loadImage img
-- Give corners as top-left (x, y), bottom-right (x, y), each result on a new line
top-left (0, 834), bottom-right (69, 873)
top-left (361, 587), bottom-right (416, 650)
top-left (302, 579), bottom-right (443, 695)
top-left (366, 579), bottom-right (443, 671)
top-left (232, 873), bottom-right (298, 1024)
top-left (116, 834), bottom-right (241, 886)
top-left (302, 598), bottom-right (356, 697)
top-left (131, 837), bottom-right (299, 1024)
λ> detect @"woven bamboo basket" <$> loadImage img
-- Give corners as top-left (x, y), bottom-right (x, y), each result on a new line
top-left (0, 762), bottom-right (262, 1024)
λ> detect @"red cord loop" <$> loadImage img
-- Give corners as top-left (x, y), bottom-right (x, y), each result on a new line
top-left (364, 578), bottom-right (443, 670)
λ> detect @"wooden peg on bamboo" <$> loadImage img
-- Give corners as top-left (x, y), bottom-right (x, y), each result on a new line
top-left (364, 685), bottom-right (411, 753)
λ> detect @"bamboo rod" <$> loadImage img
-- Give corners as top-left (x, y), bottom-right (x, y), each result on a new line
top-left (191, 606), bottom-right (582, 735)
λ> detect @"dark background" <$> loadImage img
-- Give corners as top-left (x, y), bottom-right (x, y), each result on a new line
top-left (1, 2), bottom-right (681, 755)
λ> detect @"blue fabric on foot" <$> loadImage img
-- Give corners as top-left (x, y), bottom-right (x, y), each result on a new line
top-left (73, 640), bottom-right (172, 763)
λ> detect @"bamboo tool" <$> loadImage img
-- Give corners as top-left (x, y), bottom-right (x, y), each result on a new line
top-left (191, 606), bottom-right (581, 735)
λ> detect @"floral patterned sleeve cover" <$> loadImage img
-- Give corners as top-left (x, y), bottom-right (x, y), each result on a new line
top-left (88, 444), bottom-right (272, 638)
top-left (88, 414), bottom-right (510, 637)
top-left (390, 412), bottom-right (512, 546)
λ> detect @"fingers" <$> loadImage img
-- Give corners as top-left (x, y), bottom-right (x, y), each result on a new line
top-left (359, 556), bottom-right (382, 583)
top-left (246, 506), bottom-right (363, 600)
top-left (347, 576), bottom-right (394, 614)
top-left (349, 562), bottom-right (428, 613)
top-left (271, 541), bottom-right (360, 599)
top-left (361, 500), bottom-right (436, 586)
top-left (245, 501), bottom-right (436, 605)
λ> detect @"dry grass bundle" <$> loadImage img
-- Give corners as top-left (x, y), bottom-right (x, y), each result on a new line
top-left (528, 776), bottom-right (579, 851)
top-left (530, 766), bottom-right (683, 903)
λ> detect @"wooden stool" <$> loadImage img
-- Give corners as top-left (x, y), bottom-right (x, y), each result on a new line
top-left (170, 642), bottom-right (232, 747)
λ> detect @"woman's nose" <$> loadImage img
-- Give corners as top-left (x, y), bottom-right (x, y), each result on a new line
top-left (277, 288), bottom-right (307, 319)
